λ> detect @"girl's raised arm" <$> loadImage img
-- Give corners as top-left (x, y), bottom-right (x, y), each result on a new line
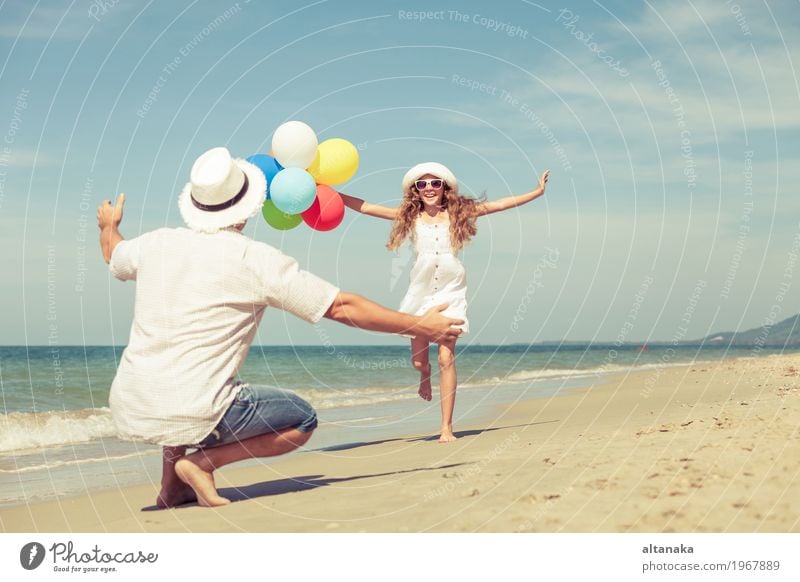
top-left (476, 170), bottom-right (550, 217)
top-left (340, 192), bottom-right (399, 220)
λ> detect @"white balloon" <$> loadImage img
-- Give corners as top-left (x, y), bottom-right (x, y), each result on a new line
top-left (271, 121), bottom-right (318, 168)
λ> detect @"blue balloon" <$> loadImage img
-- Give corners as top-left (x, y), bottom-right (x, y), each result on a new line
top-left (246, 154), bottom-right (283, 198)
top-left (269, 167), bottom-right (317, 214)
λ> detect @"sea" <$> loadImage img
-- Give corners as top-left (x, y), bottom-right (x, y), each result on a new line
top-left (0, 343), bottom-right (793, 509)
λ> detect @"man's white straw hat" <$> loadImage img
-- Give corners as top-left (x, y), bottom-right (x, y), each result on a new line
top-left (402, 162), bottom-right (459, 195)
top-left (178, 147), bottom-right (266, 233)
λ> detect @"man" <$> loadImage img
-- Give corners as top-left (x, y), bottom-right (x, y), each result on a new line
top-left (97, 147), bottom-right (462, 508)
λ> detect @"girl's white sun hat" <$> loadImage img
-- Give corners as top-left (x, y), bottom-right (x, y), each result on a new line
top-left (402, 162), bottom-right (458, 196)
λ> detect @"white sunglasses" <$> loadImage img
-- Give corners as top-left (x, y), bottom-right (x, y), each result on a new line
top-left (414, 179), bottom-right (444, 190)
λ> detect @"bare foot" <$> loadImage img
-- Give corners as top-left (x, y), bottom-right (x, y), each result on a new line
top-left (418, 376), bottom-right (432, 401)
top-left (174, 458), bottom-right (231, 507)
top-left (438, 429), bottom-right (458, 443)
top-left (418, 364), bottom-right (432, 401)
top-left (156, 482), bottom-right (197, 509)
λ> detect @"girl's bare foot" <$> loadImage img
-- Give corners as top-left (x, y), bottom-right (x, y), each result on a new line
top-left (438, 428), bottom-right (457, 443)
top-left (418, 375), bottom-right (432, 401)
top-left (418, 363), bottom-right (432, 401)
top-left (174, 457), bottom-right (231, 507)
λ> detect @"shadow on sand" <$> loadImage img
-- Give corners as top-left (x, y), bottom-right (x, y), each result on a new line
top-left (142, 419), bottom-right (557, 510)
top-left (316, 419), bottom-right (559, 450)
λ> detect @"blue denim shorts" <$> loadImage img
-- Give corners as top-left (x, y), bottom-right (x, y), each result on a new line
top-left (196, 384), bottom-right (318, 449)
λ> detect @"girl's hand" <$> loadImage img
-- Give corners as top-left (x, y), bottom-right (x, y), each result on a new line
top-left (538, 170), bottom-right (550, 193)
top-left (475, 170), bottom-right (550, 216)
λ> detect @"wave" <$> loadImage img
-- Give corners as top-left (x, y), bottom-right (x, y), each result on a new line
top-left (0, 359), bottom-right (708, 454)
top-left (298, 368), bottom-right (604, 407)
top-left (459, 367), bottom-right (598, 388)
top-left (298, 386), bottom-right (419, 410)
top-left (0, 408), bottom-right (117, 453)
top-left (0, 450), bottom-right (157, 474)
top-left (326, 416), bottom-right (392, 425)
top-left (502, 367), bottom-right (598, 382)
top-left (461, 359), bottom-right (704, 388)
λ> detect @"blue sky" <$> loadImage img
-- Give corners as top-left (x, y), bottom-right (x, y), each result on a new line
top-left (1, 0), bottom-right (798, 346)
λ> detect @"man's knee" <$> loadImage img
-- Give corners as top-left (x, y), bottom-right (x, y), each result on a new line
top-left (296, 405), bottom-right (318, 434)
top-left (294, 428), bottom-right (314, 445)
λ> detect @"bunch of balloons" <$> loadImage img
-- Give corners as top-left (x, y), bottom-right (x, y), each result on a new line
top-left (246, 121), bottom-right (359, 232)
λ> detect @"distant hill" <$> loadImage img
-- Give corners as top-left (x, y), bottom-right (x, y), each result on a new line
top-left (701, 313), bottom-right (800, 347)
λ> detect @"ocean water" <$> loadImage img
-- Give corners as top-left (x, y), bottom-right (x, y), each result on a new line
top-left (0, 343), bottom-right (792, 508)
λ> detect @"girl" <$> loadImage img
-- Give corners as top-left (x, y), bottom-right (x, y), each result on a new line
top-left (341, 163), bottom-right (550, 442)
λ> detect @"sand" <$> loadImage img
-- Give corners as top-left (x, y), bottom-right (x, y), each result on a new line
top-left (2, 353), bottom-right (798, 532)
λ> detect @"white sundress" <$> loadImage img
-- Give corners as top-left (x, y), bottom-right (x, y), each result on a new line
top-left (398, 217), bottom-right (469, 336)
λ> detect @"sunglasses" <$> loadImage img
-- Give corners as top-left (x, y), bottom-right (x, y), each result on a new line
top-left (415, 179), bottom-right (444, 190)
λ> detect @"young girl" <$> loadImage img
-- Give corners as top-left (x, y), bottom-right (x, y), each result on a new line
top-left (341, 163), bottom-right (550, 442)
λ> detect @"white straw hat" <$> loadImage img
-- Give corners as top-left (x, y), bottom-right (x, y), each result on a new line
top-left (178, 147), bottom-right (266, 233)
top-left (402, 162), bottom-right (458, 196)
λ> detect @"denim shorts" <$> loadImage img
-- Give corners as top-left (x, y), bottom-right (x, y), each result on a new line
top-left (196, 384), bottom-right (318, 449)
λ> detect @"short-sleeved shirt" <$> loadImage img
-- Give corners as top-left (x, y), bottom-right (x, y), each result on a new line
top-left (108, 227), bottom-right (339, 446)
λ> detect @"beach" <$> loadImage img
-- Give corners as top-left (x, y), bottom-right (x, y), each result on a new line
top-left (1, 351), bottom-right (798, 533)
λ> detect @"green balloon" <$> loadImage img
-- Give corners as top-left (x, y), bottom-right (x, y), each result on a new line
top-left (262, 200), bottom-right (302, 230)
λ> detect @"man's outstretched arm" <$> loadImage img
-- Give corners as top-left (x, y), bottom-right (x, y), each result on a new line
top-left (97, 193), bottom-right (126, 263)
top-left (324, 292), bottom-right (463, 343)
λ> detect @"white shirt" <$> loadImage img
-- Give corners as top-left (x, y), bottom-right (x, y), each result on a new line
top-left (108, 227), bottom-right (339, 446)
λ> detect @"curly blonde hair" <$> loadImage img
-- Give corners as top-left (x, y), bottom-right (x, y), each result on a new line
top-left (387, 183), bottom-right (484, 252)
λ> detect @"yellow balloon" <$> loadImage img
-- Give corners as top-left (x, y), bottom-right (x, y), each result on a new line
top-left (307, 138), bottom-right (359, 186)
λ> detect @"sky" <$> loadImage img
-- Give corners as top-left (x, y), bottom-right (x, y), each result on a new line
top-left (1, 0), bottom-right (798, 346)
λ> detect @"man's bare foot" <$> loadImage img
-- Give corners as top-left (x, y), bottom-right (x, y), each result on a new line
top-left (174, 457), bottom-right (231, 507)
top-left (156, 482), bottom-right (197, 509)
top-left (438, 429), bottom-right (457, 443)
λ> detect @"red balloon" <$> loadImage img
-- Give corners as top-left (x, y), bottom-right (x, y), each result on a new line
top-left (302, 185), bottom-right (345, 231)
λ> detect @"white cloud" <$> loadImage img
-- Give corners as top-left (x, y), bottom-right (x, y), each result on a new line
top-left (621, 0), bottom-right (733, 41)
top-left (0, 5), bottom-right (79, 40)
top-left (0, 2), bottom-right (133, 40)
top-left (1, 149), bottom-right (53, 168)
